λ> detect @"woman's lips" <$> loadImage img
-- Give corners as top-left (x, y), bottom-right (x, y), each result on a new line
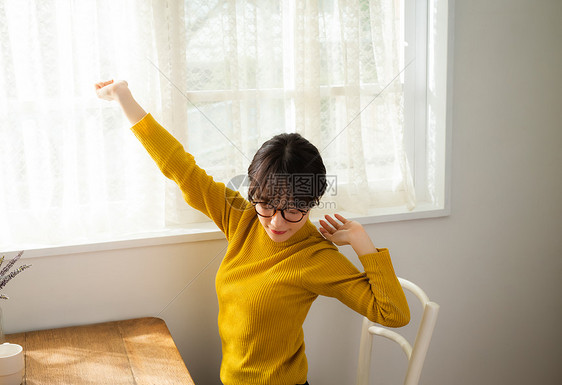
top-left (270, 229), bottom-right (287, 235)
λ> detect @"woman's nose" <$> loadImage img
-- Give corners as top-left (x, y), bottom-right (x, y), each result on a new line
top-left (270, 210), bottom-right (285, 226)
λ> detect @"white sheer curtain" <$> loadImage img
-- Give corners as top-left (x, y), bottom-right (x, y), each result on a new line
top-left (0, 0), bottom-right (166, 249)
top-left (0, 0), bottom-right (414, 250)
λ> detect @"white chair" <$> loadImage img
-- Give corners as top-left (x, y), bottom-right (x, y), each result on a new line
top-left (356, 277), bottom-right (440, 385)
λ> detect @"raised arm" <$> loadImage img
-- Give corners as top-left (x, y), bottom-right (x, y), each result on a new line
top-left (315, 214), bottom-right (410, 327)
top-left (94, 79), bottom-right (250, 239)
top-left (95, 80), bottom-right (147, 125)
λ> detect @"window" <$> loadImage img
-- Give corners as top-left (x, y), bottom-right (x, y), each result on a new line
top-left (0, 0), bottom-right (452, 251)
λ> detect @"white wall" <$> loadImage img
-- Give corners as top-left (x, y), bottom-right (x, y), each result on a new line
top-left (4, 0), bottom-right (562, 384)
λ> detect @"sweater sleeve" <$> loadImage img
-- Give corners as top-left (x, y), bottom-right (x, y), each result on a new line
top-left (130, 114), bottom-right (251, 239)
top-left (300, 248), bottom-right (410, 327)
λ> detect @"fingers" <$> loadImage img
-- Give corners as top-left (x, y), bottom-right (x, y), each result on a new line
top-left (94, 79), bottom-right (114, 90)
top-left (319, 213), bottom-right (349, 233)
top-left (318, 219), bottom-right (331, 231)
top-left (318, 213), bottom-right (354, 246)
top-left (317, 226), bottom-right (332, 240)
top-left (319, 216), bottom-right (341, 234)
top-left (318, 219), bottom-right (334, 235)
top-left (334, 213), bottom-right (348, 223)
top-left (320, 213), bottom-right (344, 228)
top-left (319, 213), bottom-right (349, 234)
top-left (324, 215), bottom-right (341, 229)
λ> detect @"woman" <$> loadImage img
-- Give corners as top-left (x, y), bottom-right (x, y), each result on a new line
top-left (95, 79), bottom-right (410, 385)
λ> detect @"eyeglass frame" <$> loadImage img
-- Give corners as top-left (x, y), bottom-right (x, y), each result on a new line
top-left (251, 201), bottom-right (309, 223)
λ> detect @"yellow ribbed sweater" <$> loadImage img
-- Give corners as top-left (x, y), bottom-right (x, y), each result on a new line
top-left (131, 114), bottom-right (410, 385)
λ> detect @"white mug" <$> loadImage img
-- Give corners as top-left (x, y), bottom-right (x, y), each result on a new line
top-left (0, 343), bottom-right (23, 385)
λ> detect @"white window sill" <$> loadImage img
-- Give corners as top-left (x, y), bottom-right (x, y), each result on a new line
top-left (15, 202), bottom-right (449, 259)
top-left (335, 201), bottom-right (450, 225)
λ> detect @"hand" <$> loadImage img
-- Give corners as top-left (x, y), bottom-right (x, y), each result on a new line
top-left (94, 79), bottom-right (129, 101)
top-left (318, 214), bottom-right (377, 256)
top-left (94, 80), bottom-right (147, 125)
top-left (318, 214), bottom-right (362, 246)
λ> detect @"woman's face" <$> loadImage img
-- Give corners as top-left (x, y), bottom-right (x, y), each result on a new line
top-left (257, 206), bottom-right (311, 243)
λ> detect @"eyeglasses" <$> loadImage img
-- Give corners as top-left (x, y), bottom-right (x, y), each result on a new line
top-left (252, 202), bottom-right (308, 223)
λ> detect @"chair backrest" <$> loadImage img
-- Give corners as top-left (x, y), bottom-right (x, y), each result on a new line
top-left (356, 277), bottom-right (440, 385)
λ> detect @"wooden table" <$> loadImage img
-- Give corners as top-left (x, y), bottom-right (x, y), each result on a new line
top-left (6, 317), bottom-right (195, 385)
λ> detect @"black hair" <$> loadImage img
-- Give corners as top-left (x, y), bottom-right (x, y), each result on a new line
top-left (247, 133), bottom-right (327, 209)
